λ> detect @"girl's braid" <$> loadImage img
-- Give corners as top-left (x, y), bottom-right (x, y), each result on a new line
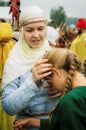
top-left (63, 51), bottom-right (82, 94)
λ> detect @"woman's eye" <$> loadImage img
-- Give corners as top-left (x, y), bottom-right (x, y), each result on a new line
top-left (26, 30), bottom-right (33, 32)
top-left (39, 28), bottom-right (43, 31)
top-left (38, 27), bottom-right (45, 31)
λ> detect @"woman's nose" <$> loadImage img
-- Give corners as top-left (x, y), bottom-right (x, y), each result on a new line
top-left (33, 30), bottom-right (39, 37)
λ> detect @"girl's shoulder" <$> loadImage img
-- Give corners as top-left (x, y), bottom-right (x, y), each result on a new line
top-left (58, 86), bottom-right (86, 109)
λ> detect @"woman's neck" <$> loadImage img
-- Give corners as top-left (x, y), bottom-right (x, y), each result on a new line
top-left (72, 71), bottom-right (86, 88)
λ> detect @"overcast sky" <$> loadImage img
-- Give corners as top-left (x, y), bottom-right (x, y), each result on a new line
top-left (20, 0), bottom-right (86, 18)
top-left (2, 0), bottom-right (86, 18)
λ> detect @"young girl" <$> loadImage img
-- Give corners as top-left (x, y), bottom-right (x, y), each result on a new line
top-left (13, 48), bottom-right (86, 130)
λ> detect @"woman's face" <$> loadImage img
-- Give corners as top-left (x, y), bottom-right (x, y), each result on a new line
top-left (23, 21), bottom-right (46, 48)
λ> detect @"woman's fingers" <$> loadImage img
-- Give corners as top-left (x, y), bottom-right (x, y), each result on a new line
top-left (34, 59), bottom-right (48, 67)
top-left (32, 59), bottom-right (52, 83)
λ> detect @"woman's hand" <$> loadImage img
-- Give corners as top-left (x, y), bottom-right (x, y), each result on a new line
top-left (13, 118), bottom-right (40, 130)
top-left (32, 59), bottom-right (52, 84)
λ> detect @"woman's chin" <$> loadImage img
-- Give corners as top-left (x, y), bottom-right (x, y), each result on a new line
top-left (32, 44), bottom-right (41, 48)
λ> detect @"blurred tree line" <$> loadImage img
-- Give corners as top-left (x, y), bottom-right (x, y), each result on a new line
top-left (0, 0), bottom-right (9, 6)
top-left (49, 6), bottom-right (67, 28)
top-left (48, 6), bottom-right (80, 28)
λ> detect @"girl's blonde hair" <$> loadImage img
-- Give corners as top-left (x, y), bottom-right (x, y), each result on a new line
top-left (45, 48), bottom-right (82, 94)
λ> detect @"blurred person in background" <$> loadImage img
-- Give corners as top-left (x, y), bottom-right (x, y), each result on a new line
top-left (66, 24), bottom-right (77, 48)
top-left (0, 22), bottom-right (15, 130)
top-left (70, 18), bottom-right (86, 65)
top-left (12, 30), bottom-right (19, 44)
top-left (0, 18), bottom-right (6, 23)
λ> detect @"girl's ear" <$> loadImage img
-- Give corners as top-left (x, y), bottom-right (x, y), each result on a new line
top-left (52, 67), bottom-right (61, 78)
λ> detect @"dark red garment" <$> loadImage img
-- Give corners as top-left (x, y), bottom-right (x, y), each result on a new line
top-left (9, 0), bottom-right (20, 18)
top-left (9, 0), bottom-right (20, 29)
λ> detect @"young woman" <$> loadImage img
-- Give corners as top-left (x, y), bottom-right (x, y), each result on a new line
top-left (1, 5), bottom-right (58, 130)
top-left (13, 48), bottom-right (86, 130)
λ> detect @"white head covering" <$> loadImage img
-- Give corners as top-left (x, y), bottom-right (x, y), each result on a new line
top-left (19, 5), bottom-right (47, 26)
top-left (2, 5), bottom-right (52, 88)
top-left (47, 26), bottom-right (59, 45)
top-left (69, 24), bottom-right (76, 29)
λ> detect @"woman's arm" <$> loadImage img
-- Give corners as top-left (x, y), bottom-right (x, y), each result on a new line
top-left (2, 59), bottom-right (52, 115)
top-left (2, 72), bottom-right (40, 115)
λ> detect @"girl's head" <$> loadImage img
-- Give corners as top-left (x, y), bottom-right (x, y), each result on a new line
top-left (19, 5), bottom-right (47, 48)
top-left (44, 48), bottom-right (82, 94)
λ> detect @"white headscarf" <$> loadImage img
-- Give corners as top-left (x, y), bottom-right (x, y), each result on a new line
top-left (2, 5), bottom-right (52, 87)
top-left (47, 26), bottom-right (59, 45)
